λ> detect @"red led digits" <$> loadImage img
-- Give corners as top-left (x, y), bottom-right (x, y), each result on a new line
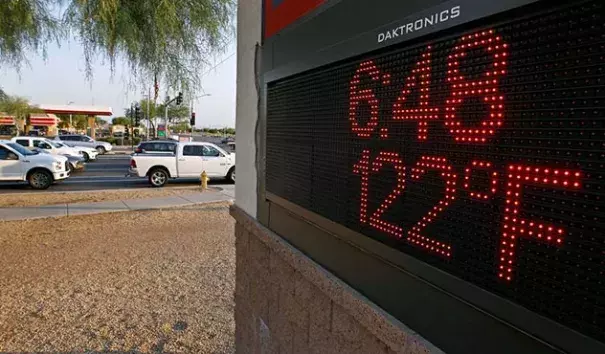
top-left (369, 152), bottom-right (406, 238)
top-left (349, 60), bottom-right (390, 138)
top-left (392, 46), bottom-right (439, 140)
top-left (353, 149), bottom-right (371, 223)
top-left (354, 150), bottom-right (406, 238)
top-left (406, 156), bottom-right (456, 257)
top-left (445, 30), bottom-right (508, 143)
top-left (464, 160), bottom-right (498, 200)
top-left (499, 165), bottom-right (582, 281)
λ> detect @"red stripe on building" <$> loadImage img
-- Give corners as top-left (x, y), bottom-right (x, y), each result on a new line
top-left (0, 117), bottom-right (15, 125)
top-left (30, 118), bottom-right (58, 126)
top-left (264, 0), bottom-right (325, 38)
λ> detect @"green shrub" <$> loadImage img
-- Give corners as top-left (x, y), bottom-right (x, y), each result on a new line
top-left (98, 137), bottom-right (117, 145)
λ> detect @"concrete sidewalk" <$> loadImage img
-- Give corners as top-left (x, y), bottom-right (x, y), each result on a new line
top-left (0, 189), bottom-right (234, 222)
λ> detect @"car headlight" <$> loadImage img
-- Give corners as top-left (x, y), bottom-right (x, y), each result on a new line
top-left (54, 161), bottom-right (63, 171)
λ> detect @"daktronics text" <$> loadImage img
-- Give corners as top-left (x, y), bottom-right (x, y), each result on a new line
top-left (377, 6), bottom-right (461, 43)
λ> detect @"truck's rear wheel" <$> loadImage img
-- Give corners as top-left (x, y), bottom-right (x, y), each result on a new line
top-left (149, 168), bottom-right (168, 187)
top-left (28, 170), bottom-right (53, 190)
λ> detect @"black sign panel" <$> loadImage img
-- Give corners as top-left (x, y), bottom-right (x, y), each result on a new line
top-left (266, 0), bottom-right (605, 343)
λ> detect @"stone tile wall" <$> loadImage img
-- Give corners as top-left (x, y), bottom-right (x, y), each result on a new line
top-left (231, 205), bottom-right (444, 354)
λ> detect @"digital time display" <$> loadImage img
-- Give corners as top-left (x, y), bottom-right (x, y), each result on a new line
top-left (266, 0), bottom-right (604, 342)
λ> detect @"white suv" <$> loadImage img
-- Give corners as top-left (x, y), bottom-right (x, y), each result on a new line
top-left (11, 136), bottom-right (98, 161)
top-left (55, 134), bottom-right (113, 154)
top-left (0, 140), bottom-right (70, 189)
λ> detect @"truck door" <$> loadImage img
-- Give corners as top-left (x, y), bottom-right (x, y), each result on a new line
top-left (0, 146), bottom-right (23, 180)
top-left (178, 145), bottom-right (205, 177)
top-left (33, 139), bottom-right (55, 153)
top-left (202, 145), bottom-right (228, 177)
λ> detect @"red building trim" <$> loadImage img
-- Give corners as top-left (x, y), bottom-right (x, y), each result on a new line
top-left (0, 117), bottom-right (15, 125)
top-left (264, 0), bottom-right (325, 38)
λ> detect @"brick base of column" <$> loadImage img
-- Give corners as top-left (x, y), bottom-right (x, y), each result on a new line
top-left (230, 205), bottom-right (443, 354)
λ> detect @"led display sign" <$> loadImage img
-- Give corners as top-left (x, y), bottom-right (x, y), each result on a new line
top-left (266, 0), bottom-right (604, 343)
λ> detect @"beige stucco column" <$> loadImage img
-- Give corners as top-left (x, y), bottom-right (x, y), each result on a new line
top-left (88, 116), bottom-right (96, 138)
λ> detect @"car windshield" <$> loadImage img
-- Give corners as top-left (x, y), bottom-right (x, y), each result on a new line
top-left (33, 148), bottom-right (50, 154)
top-left (6, 142), bottom-right (35, 156)
top-left (45, 139), bottom-right (62, 148)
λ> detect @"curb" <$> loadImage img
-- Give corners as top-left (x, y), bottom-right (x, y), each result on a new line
top-left (0, 196), bottom-right (234, 222)
top-left (0, 185), bottom-right (221, 197)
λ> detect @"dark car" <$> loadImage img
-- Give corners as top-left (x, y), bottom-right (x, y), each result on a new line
top-left (221, 136), bottom-right (235, 144)
top-left (134, 140), bottom-right (178, 154)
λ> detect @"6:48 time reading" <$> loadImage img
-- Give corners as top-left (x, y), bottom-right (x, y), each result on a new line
top-left (349, 29), bottom-right (583, 281)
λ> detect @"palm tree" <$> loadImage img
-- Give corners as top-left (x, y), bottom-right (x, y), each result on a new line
top-left (0, 88), bottom-right (7, 102)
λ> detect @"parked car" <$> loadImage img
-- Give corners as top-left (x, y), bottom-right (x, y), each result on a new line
top-left (226, 141), bottom-right (235, 152)
top-left (32, 147), bottom-right (85, 173)
top-left (52, 140), bottom-right (98, 162)
top-left (0, 140), bottom-right (70, 189)
top-left (221, 136), bottom-right (235, 144)
top-left (134, 140), bottom-right (178, 154)
top-left (11, 136), bottom-right (98, 162)
top-left (128, 142), bottom-right (235, 187)
top-left (55, 134), bottom-right (113, 154)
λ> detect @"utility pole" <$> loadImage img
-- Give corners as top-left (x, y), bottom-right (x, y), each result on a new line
top-left (190, 99), bottom-right (194, 135)
top-left (147, 87), bottom-right (151, 139)
top-left (131, 103), bottom-right (135, 152)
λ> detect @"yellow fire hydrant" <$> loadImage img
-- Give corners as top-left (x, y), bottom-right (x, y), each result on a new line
top-left (200, 170), bottom-right (208, 190)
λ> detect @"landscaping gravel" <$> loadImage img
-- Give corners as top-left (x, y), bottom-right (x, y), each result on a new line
top-left (0, 203), bottom-right (235, 353)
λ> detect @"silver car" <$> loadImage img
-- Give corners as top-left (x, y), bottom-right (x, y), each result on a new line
top-left (55, 134), bottom-right (113, 154)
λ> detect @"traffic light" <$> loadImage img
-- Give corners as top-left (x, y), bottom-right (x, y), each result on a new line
top-left (190, 112), bottom-right (196, 126)
top-left (134, 105), bottom-right (141, 125)
top-left (176, 92), bottom-right (183, 105)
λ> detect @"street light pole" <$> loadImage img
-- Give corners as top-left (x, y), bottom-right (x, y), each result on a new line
top-left (67, 101), bottom-right (74, 129)
top-left (147, 88), bottom-right (151, 138)
top-left (190, 93), bottom-right (211, 135)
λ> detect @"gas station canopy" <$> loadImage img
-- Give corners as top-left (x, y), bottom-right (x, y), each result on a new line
top-left (38, 104), bottom-right (113, 116)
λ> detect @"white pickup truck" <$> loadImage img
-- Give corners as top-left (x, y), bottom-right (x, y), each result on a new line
top-left (0, 140), bottom-right (70, 189)
top-left (128, 142), bottom-right (235, 187)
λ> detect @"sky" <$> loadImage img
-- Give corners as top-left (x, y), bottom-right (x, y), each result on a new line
top-left (0, 39), bottom-right (237, 129)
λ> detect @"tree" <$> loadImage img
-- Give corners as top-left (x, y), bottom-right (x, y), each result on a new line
top-left (163, 104), bottom-right (190, 123)
top-left (171, 121), bottom-right (190, 133)
top-left (0, 94), bottom-right (42, 126)
top-left (127, 99), bottom-right (189, 132)
top-left (0, 0), bottom-right (234, 92)
top-left (112, 116), bottom-right (130, 126)
top-left (0, 1), bottom-right (58, 68)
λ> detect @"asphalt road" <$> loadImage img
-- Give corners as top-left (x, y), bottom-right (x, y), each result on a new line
top-left (0, 154), bottom-right (234, 193)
